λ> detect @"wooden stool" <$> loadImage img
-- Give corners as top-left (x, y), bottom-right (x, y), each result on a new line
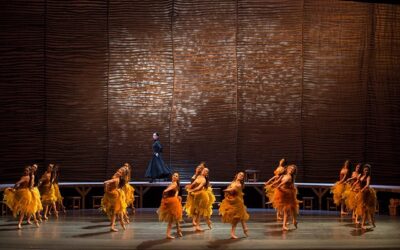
top-left (326, 197), bottom-right (337, 211)
top-left (66, 196), bottom-right (81, 209)
top-left (302, 197), bottom-right (314, 210)
top-left (92, 196), bottom-right (103, 209)
top-left (244, 170), bottom-right (259, 182)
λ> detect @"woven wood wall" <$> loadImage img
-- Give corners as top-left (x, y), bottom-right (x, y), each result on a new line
top-left (1, 0), bottom-right (399, 184)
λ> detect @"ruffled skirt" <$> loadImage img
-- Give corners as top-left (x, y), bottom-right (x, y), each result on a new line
top-left (331, 181), bottom-right (346, 206)
top-left (101, 189), bottom-right (127, 218)
top-left (219, 193), bottom-right (249, 224)
top-left (3, 188), bottom-right (39, 217)
top-left (157, 196), bottom-right (183, 223)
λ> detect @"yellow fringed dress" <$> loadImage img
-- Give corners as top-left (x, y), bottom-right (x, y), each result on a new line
top-left (191, 188), bottom-right (212, 219)
top-left (101, 188), bottom-right (127, 218)
top-left (53, 183), bottom-right (63, 203)
top-left (219, 186), bottom-right (249, 224)
top-left (31, 187), bottom-right (43, 212)
top-left (3, 187), bottom-right (36, 217)
top-left (122, 183), bottom-right (135, 207)
top-left (331, 181), bottom-right (346, 206)
top-left (40, 183), bottom-right (57, 205)
top-left (184, 189), bottom-right (194, 217)
top-left (158, 189), bottom-right (183, 223)
top-left (343, 183), bottom-right (358, 211)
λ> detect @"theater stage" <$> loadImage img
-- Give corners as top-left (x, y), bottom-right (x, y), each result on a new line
top-left (0, 209), bottom-right (399, 250)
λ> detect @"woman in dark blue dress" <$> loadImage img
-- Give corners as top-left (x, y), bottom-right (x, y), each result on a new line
top-left (145, 132), bottom-right (172, 182)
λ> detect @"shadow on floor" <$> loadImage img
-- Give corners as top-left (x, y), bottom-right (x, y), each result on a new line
top-left (206, 237), bottom-right (244, 249)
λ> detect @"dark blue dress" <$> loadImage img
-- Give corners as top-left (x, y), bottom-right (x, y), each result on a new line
top-left (145, 140), bottom-right (172, 179)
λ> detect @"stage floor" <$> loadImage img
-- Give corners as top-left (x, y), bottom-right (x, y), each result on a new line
top-left (0, 209), bottom-right (399, 250)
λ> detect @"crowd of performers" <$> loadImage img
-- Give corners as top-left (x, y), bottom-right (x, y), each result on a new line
top-left (3, 159), bottom-right (377, 238)
top-left (3, 163), bottom-right (65, 229)
top-left (330, 160), bottom-right (377, 229)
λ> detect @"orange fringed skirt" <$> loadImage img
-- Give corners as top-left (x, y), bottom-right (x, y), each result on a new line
top-left (3, 188), bottom-right (38, 217)
top-left (157, 196), bottom-right (183, 223)
top-left (331, 181), bottom-right (346, 206)
top-left (272, 187), bottom-right (299, 213)
top-left (264, 184), bottom-right (275, 202)
top-left (219, 191), bottom-right (249, 224)
top-left (355, 188), bottom-right (377, 216)
top-left (40, 184), bottom-right (57, 205)
top-left (101, 189), bottom-right (127, 218)
top-left (122, 183), bottom-right (135, 207)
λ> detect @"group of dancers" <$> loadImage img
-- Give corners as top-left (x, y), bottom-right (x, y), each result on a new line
top-left (331, 160), bottom-right (377, 229)
top-left (1, 132), bottom-right (377, 238)
top-left (3, 163), bottom-right (65, 229)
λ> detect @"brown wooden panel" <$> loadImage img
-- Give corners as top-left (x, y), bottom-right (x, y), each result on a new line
top-left (108, 0), bottom-right (174, 179)
top-left (237, 0), bottom-right (303, 181)
top-left (302, 0), bottom-right (371, 182)
top-left (170, 0), bottom-right (237, 179)
top-left (0, 0), bottom-right (45, 181)
top-left (366, 4), bottom-right (400, 184)
top-left (45, 1), bottom-right (108, 181)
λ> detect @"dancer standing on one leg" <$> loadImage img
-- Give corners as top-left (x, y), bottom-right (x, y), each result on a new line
top-left (264, 158), bottom-right (286, 220)
top-left (331, 160), bottom-right (351, 215)
top-left (184, 162), bottom-right (205, 226)
top-left (27, 164), bottom-right (43, 225)
top-left (144, 132), bottom-right (172, 183)
top-left (354, 164), bottom-right (376, 229)
top-left (272, 164), bottom-right (299, 231)
top-left (101, 168), bottom-right (127, 232)
top-left (186, 168), bottom-right (214, 232)
top-left (219, 172), bottom-right (249, 239)
top-left (3, 166), bottom-right (40, 229)
top-left (157, 172), bottom-right (183, 239)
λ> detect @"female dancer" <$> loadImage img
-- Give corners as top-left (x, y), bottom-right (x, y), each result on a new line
top-left (354, 164), bottom-right (376, 229)
top-left (331, 160), bottom-right (350, 215)
top-left (101, 168), bottom-right (127, 232)
top-left (184, 162), bottom-right (205, 225)
top-left (52, 165), bottom-right (66, 213)
top-left (343, 163), bottom-right (361, 222)
top-left (264, 158), bottom-right (286, 220)
top-left (28, 164), bottom-right (43, 224)
top-left (157, 172), bottom-right (183, 239)
top-left (186, 168), bottom-right (214, 231)
top-left (3, 166), bottom-right (40, 229)
top-left (38, 164), bottom-right (58, 220)
top-left (145, 132), bottom-right (172, 182)
top-left (272, 164), bottom-right (299, 231)
top-left (122, 163), bottom-right (135, 223)
top-left (219, 172), bottom-right (249, 239)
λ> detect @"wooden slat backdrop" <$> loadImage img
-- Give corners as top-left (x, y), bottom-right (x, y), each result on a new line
top-left (0, 1), bottom-right (45, 180)
top-left (0, 0), bottom-right (399, 184)
top-left (45, 1), bottom-right (108, 180)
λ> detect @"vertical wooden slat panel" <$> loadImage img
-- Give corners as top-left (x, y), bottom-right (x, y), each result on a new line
top-left (170, 0), bottom-right (237, 179)
top-left (46, 1), bottom-right (108, 181)
top-left (366, 3), bottom-right (400, 184)
top-left (302, 0), bottom-right (370, 182)
top-left (0, 1), bottom-right (45, 181)
top-left (237, 0), bottom-right (303, 181)
top-left (108, 0), bottom-right (173, 179)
